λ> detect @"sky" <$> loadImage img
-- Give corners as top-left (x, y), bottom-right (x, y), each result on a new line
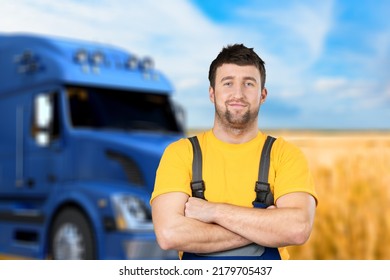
top-left (1, 0), bottom-right (389, 130)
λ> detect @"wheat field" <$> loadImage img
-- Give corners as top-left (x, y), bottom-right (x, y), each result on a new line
top-left (274, 130), bottom-right (390, 260)
top-left (189, 129), bottom-right (390, 260)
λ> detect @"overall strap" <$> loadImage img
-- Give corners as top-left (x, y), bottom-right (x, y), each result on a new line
top-left (189, 135), bottom-right (276, 203)
top-left (188, 136), bottom-right (206, 199)
top-left (184, 134), bottom-right (281, 260)
top-left (253, 135), bottom-right (277, 208)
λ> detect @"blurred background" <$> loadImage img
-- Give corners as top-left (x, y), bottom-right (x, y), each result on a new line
top-left (1, 0), bottom-right (390, 259)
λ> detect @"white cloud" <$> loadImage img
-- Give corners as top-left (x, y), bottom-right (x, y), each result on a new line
top-left (0, 0), bottom-right (226, 127)
top-left (0, 0), bottom-right (336, 127)
top-left (228, 1), bottom-right (335, 102)
top-left (314, 77), bottom-right (349, 92)
top-left (1, 0), bottom-right (389, 129)
top-left (0, 1), bottom-right (221, 73)
top-left (235, 1), bottom-right (334, 63)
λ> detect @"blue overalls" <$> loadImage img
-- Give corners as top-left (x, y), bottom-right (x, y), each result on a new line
top-left (182, 136), bottom-right (281, 260)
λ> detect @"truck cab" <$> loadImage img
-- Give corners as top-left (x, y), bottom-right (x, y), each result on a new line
top-left (0, 33), bottom-right (183, 259)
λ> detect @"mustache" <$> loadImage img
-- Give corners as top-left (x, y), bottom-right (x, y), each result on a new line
top-left (225, 98), bottom-right (250, 106)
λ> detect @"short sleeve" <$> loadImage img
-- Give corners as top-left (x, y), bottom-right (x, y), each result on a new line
top-left (150, 138), bottom-right (193, 203)
top-left (272, 138), bottom-right (318, 204)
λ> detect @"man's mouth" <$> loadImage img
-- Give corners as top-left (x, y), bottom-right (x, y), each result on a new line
top-left (227, 101), bottom-right (248, 108)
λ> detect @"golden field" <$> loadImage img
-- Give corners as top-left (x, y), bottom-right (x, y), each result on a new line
top-left (272, 130), bottom-right (390, 260)
top-left (189, 129), bottom-right (390, 260)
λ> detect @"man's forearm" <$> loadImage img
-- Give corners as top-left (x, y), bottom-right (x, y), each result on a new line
top-left (212, 204), bottom-right (305, 247)
top-left (157, 214), bottom-right (252, 253)
top-left (185, 193), bottom-right (316, 248)
top-left (153, 192), bottom-right (253, 253)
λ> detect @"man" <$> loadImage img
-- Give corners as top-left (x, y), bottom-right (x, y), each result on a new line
top-left (151, 44), bottom-right (317, 260)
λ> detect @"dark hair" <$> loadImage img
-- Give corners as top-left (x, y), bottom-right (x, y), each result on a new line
top-left (208, 44), bottom-right (266, 89)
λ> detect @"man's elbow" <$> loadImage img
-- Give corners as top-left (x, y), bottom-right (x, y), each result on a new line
top-left (155, 228), bottom-right (178, 251)
top-left (289, 221), bottom-right (313, 245)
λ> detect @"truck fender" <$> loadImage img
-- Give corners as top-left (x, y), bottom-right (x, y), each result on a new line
top-left (43, 189), bottom-right (108, 259)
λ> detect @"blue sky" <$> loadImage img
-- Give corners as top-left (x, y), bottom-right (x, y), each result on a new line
top-left (1, 0), bottom-right (389, 130)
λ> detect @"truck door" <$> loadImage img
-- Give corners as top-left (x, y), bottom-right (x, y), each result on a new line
top-left (23, 92), bottom-right (62, 196)
top-left (0, 95), bottom-right (28, 195)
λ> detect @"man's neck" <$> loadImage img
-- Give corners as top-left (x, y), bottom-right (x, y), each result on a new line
top-left (212, 120), bottom-right (259, 144)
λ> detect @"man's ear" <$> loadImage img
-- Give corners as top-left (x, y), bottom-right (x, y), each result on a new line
top-left (260, 87), bottom-right (268, 104)
top-left (209, 86), bottom-right (215, 104)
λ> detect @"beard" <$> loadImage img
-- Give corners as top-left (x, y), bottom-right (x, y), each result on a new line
top-left (214, 98), bottom-right (260, 130)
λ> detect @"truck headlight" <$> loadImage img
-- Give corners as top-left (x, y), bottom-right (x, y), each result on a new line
top-left (111, 195), bottom-right (153, 231)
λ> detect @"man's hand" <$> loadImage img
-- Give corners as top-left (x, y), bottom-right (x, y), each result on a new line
top-left (184, 192), bottom-right (316, 248)
top-left (184, 197), bottom-right (216, 223)
top-left (185, 197), bottom-right (277, 223)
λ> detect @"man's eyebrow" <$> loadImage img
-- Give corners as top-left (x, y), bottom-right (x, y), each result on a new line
top-left (243, 76), bottom-right (258, 83)
top-left (220, 76), bottom-right (258, 83)
top-left (220, 76), bottom-right (234, 82)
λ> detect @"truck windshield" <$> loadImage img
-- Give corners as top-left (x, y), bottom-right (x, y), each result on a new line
top-left (67, 86), bottom-right (182, 133)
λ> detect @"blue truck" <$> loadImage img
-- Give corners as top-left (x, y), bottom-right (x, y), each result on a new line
top-left (0, 33), bottom-right (184, 259)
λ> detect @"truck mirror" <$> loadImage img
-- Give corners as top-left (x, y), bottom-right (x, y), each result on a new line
top-left (34, 94), bottom-right (53, 146)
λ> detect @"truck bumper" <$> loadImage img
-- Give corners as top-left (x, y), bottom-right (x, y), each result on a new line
top-left (104, 231), bottom-right (178, 260)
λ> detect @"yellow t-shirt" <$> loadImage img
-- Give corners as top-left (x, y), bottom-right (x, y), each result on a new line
top-left (151, 130), bottom-right (317, 259)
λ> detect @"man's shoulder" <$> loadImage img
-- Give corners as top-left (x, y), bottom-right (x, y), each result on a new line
top-left (186, 130), bottom-right (211, 145)
top-left (268, 135), bottom-right (297, 149)
top-left (269, 135), bottom-right (306, 161)
top-left (164, 131), bottom-right (209, 154)
top-left (165, 137), bottom-right (190, 151)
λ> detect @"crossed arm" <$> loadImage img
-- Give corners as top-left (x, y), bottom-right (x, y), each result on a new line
top-left (151, 191), bottom-right (316, 254)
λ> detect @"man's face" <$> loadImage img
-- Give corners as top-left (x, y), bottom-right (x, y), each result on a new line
top-left (209, 63), bottom-right (267, 130)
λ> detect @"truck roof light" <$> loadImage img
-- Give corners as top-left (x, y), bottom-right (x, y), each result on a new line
top-left (125, 56), bottom-right (138, 70)
top-left (91, 51), bottom-right (104, 65)
top-left (74, 49), bottom-right (88, 63)
top-left (140, 57), bottom-right (154, 71)
top-left (16, 50), bottom-right (33, 64)
top-left (15, 50), bottom-right (44, 74)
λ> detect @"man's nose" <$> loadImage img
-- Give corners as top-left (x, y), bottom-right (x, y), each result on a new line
top-left (231, 84), bottom-right (245, 98)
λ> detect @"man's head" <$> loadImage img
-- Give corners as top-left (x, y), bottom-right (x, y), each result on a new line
top-left (208, 44), bottom-right (266, 90)
top-left (208, 44), bottom-right (268, 134)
